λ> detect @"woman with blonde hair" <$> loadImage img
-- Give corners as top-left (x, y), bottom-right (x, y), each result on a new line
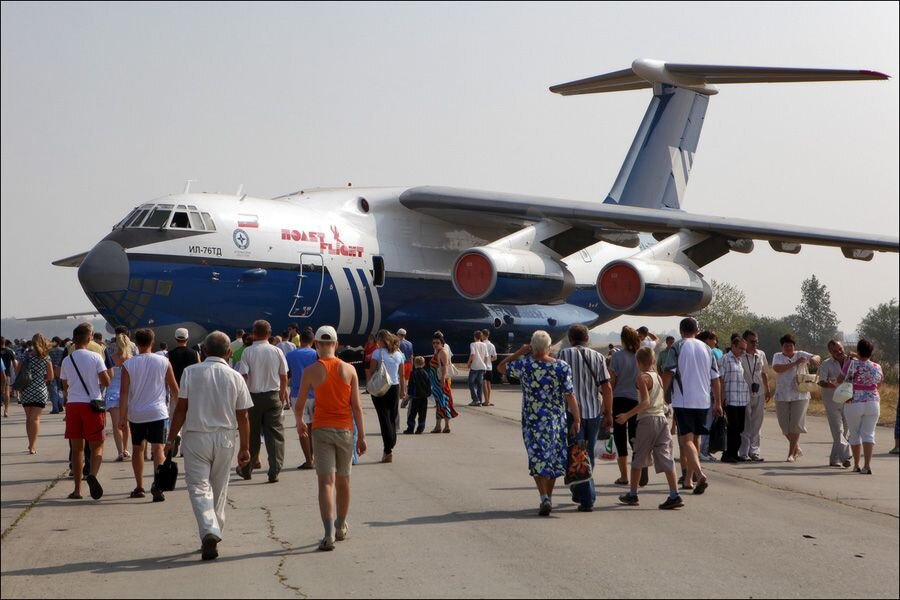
top-left (106, 332), bottom-right (134, 461)
top-left (499, 330), bottom-right (580, 516)
top-left (608, 326), bottom-right (644, 486)
top-left (21, 334), bottom-right (54, 454)
top-left (367, 329), bottom-right (407, 463)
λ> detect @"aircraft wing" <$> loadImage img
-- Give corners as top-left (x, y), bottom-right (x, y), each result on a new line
top-left (399, 186), bottom-right (899, 260)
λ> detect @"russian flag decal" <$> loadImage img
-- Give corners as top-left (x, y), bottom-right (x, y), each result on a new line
top-left (238, 214), bottom-right (258, 228)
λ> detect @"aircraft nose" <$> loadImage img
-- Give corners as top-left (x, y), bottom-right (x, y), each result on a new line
top-left (78, 240), bottom-right (130, 296)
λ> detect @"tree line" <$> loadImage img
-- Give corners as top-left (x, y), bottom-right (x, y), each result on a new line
top-left (695, 276), bottom-right (899, 376)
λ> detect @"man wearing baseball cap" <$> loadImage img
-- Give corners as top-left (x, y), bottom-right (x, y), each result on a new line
top-left (295, 325), bottom-right (367, 551)
top-left (168, 328), bottom-right (201, 455)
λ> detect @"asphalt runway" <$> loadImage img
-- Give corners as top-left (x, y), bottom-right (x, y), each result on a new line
top-left (1, 383), bottom-right (898, 599)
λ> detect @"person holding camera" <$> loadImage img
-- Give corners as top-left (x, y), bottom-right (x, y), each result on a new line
top-left (738, 330), bottom-right (771, 462)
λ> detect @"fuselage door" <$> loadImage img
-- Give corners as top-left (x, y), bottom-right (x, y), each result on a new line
top-left (289, 253), bottom-right (325, 318)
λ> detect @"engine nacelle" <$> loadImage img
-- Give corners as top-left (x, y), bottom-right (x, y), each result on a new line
top-left (452, 247), bottom-right (575, 305)
top-left (596, 259), bottom-right (712, 315)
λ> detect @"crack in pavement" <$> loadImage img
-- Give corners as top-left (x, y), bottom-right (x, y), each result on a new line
top-left (1, 468), bottom-right (67, 542)
top-left (261, 506), bottom-right (307, 598)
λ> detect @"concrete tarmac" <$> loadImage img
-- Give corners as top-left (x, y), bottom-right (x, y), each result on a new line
top-left (1, 384), bottom-right (898, 599)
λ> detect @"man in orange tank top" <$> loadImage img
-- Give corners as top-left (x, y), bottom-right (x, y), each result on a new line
top-left (295, 326), bottom-right (367, 552)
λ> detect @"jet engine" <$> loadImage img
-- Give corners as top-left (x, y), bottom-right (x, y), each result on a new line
top-left (452, 247), bottom-right (575, 305)
top-left (596, 259), bottom-right (712, 315)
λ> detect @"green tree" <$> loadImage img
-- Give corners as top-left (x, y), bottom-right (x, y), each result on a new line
top-left (695, 280), bottom-right (753, 339)
top-left (749, 314), bottom-right (795, 360)
top-left (789, 275), bottom-right (838, 352)
top-left (857, 298), bottom-right (899, 365)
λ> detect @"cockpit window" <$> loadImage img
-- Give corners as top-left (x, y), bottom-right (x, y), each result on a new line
top-left (143, 204), bottom-right (174, 228)
top-left (116, 203), bottom-right (215, 231)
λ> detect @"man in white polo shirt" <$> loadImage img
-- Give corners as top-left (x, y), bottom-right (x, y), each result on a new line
top-left (238, 320), bottom-right (289, 483)
top-left (166, 331), bottom-right (252, 561)
top-left (662, 317), bottom-right (722, 495)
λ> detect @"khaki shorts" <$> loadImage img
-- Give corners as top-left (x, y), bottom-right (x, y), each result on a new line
top-left (312, 427), bottom-right (354, 477)
top-left (632, 415), bottom-right (674, 474)
top-left (775, 399), bottom-right (809, 435)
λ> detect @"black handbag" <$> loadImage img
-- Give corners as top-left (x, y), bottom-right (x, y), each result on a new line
top-left (708, 415), bottom-right (728, 454)
top-left (11, 357), bottom-right (32, 391)
top-left (155, 452), bottom-right (179, 491)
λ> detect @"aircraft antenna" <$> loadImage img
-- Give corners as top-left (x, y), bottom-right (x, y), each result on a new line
top-left (236, 184), bottom-right (244, 196)
top-left (183, 179), bottom-right (195, 194)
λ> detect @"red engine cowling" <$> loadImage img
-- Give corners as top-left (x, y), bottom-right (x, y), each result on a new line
top-left (596, 259), bottom-right (712, 315)
top-left (452, 247), bottom-right (575, 305)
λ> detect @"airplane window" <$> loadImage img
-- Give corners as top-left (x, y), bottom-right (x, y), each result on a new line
top-left (127, 209), bottom-right (150, 228)
top-left (201, 212), bottom-right (216, 231)
top-left (170, 212), bottom-right (191, 228)
top-left (188, 212), bottom-right (204, 229)
top-left (144, 206), bottom-right (173, 228)
top-left (114, 209), bottom-right (138, 229)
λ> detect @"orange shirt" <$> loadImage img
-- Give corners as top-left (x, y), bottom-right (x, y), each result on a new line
top-left (312, 357), bottom-right (353, 431)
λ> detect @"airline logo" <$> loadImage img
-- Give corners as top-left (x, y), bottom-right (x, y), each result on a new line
top-left (237, 214), bottom-right (259, 228)
top-left (281, 226), bottom-right (364, 257)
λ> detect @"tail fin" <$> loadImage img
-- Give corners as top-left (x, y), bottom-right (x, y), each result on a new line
top-left (550, 59), bottom-right (888, 210)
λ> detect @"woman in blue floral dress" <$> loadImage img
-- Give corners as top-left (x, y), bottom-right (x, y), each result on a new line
top-left (499, 331), bottom-right (580, 516)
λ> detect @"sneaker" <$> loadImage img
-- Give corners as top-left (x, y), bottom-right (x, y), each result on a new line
top-left (618, 493), bottom-right (639, 506)
top-left (318, 536), bottom-right (335, 551)
top-left (699, 453), bottom-right (718, 463)
top-left (236, 465), bottom-right (252, 480)
top-left (151, 482), bottom-right (165, 502)
top-left (659, 495), bottom-right (684, 510)
top-left (201, 534), bottom-right (220, 560)
top-left (402, 429), bottom-right (414, 435)
top-left (538, 499), bottom-right (552, 516)
top-left (335, 522), bottom-right (349, 541)
top-left (750, 455), bottom-right (765, 462)
top-left (85, 474), bottom-right (103, 500)
top-left (381, 453), bottom-right (393, 464)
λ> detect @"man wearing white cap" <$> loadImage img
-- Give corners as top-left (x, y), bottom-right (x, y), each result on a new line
top-left (168, 328), bottom-right (201, 455)
top-left (295, 325), bottom-right (367, 551)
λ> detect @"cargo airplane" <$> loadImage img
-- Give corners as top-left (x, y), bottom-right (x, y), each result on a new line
top-left (54, 60), bottom-right (898, 354)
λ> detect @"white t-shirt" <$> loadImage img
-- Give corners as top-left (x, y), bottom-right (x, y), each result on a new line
top-left (641, 338), bottom-right (657, 350)
top-left (664, 338), bottom-right (720, 409)
top-left (469, 341), bottom-right (489, 371)
top-left (123, 353), bottom-right (171, 423)
top-left (277, 341), bottom-right (296, 356)
top-left (371, 348), bottom-right (405, 386)
top-left (60, 350), bottom-right (107, 403)
top-left (772, 351), bottom-right (814, 402)
top-left (483, 340), bottom-right (497, 369)
top-left (238, 342), bottom-right (288, 393)
top-left (179, 357), bottom-right (253, 432)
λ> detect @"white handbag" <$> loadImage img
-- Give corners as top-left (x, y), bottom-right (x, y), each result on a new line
top-left (366, 352), bottom-right (392, 397)
top-left (795, 363), bottom-right (819, 394)
top-left (832, 360), bottom-right (855, 403)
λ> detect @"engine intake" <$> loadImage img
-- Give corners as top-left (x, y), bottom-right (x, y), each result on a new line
top-left (596, 259), bottom-right (712, 315)
top-left (452, 247), bottom-right (575, 305)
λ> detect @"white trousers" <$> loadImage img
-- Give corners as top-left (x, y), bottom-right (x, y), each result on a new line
top-left (183, 430), bottom-right (237, 541)
top-left (823, 397), bottom-right (851, 463)
top-left (739, 393), bottom-right (766, 458)
top-left (844, 402), bottom-right (880, 446)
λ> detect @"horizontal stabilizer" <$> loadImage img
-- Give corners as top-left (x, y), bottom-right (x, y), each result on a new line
top-left (52, 252), bottom-right (89, 268)
top-left (550, 59), bottom-right (889, 96)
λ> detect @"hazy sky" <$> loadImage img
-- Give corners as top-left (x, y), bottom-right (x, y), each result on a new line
top-left (2, 1), bottom-right (898, 337)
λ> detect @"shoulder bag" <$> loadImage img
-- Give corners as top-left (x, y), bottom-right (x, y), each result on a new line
top-left (833, 360), bottom-right (855, 404)
top-left (366, 350), bottom-right (391, 397)
top-left (70, 353), bottom-right (106, 413)
top-left (12, 356), bottom-right (33, 392)
top-left (795, 361), bottom-right (819, 394)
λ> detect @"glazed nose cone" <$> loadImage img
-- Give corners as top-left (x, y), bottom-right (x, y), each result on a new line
top-left (78, 240), bottom-right (130, 295)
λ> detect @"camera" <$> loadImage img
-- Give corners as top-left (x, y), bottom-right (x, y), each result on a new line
top-left (751, 382), bottom-right (760, 394)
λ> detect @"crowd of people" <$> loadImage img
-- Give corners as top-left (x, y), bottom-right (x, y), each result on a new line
top-left (0, 317), bottom-right (898, 558)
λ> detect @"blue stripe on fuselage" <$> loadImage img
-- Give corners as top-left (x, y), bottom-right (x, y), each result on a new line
top-left (357, 268), bottom-right (375, 334)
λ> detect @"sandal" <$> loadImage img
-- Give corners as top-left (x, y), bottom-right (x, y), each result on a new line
top-left (614, 478), bottom-right (629, 486)
top-left (67, 492), bottom-right (82, 500)
top-left (123, 450), bottom-right (131, 459)
top-left (430, 427), bottom-right (442, 434)
top-left (129, 487), bottom-right (146, 499)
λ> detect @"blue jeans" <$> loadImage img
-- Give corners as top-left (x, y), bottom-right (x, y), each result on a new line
top-left (48, 379), bottom-right (63, 413)
top-left (568, 414), bottom-right (601, 508)
top-left (468, 370), bottom-right (485, 404)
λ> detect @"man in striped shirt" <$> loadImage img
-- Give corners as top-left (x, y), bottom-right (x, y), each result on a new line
top-left (558, 325), bottom-right (613, 512)
top-left (720, 337), bottom-right (750, 463)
